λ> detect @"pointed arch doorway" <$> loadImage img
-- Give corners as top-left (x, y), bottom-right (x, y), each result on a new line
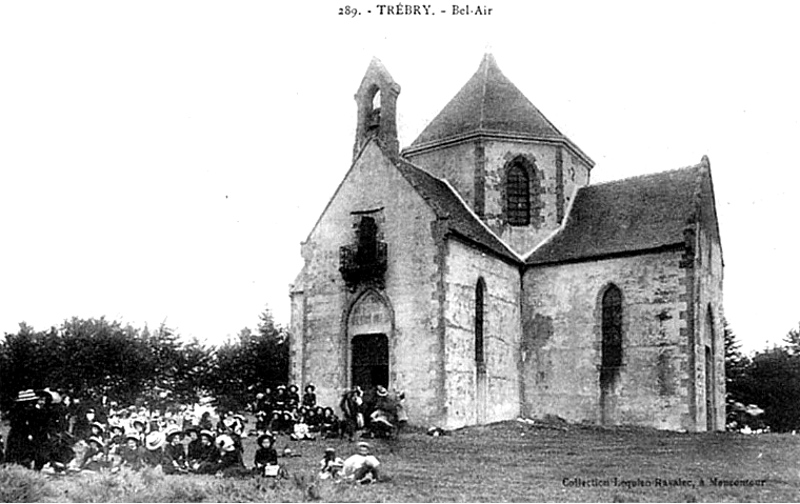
top-left (352, 334), bottom-right (389, 392)
top-left (347, 290), bottom-right (394, 397)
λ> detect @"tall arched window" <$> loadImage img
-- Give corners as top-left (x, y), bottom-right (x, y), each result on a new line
top-left (475, 278), bottom-right (486, 367)
top-left (601, 285), bottom-right (623, 372)
top-left (506, 161), bottom-right (530, 226)
top-left (600, 284), bottom-right (623, 425)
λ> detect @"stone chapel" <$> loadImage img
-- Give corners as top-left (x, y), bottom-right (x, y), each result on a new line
top-left (289, 54), bottom-right (725, 432)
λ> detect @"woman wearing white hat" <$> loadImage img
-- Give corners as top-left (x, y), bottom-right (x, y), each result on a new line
top-left (214, 434), bottom-right (248, 477)
top-left (5, 389), bottom-right (39, 467)
top-left (142, 430), bottom-right (166, 468)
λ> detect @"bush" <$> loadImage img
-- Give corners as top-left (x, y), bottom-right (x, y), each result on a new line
top-left (0, 464), bottom-right (54, 502)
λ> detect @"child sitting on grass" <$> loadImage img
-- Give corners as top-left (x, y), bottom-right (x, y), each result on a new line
top-left (318, 447), bottom-right (344, 480)
top-left (253, 432), bottom-right (282, 477)
top-left (118, 434), bottom-right (143, 471)
top-left (163, 427), bottom-right (188, 474)
top-left (290, 411), bottom-right (316, 441)
top-left (80, 436), bottom-right (108, 472)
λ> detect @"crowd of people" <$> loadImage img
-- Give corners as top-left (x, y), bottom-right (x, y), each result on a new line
top-left (253, 383), bottom-right (407, 442)
top-left (1, 382), bottom-right (404, 484)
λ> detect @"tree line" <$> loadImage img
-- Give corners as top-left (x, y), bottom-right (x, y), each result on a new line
top-left (4, 308), bottom-right (800, 432)
top-left (725, 320), bottom-right (800, 432)
top-left (0, 307), bottom-right (288, 416)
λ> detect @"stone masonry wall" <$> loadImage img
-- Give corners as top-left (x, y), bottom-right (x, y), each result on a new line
top-left (691, 169), bottom-right (725, 431)
top-left (290, 141), bottom-right (445, 425)
top-left (522, 250), bottom-right (693, 430)
top-left (405, 139), bottom-right (591, 257)
top-left (562, 147), bottom-right (591, 209)
top-left (693, 222), bottom-right (725, 431)
top-left (403, 143), bottom-right (476, 208)
top-left (442, 239), bottom-right (521, 429)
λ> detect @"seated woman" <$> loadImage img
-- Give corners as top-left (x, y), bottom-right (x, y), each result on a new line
top-left (307, 406), bottom-right (324, 433)
top-left (190, 430), bottom-right (218, 473)
top-left (107, 425), bottom-right (125, 454)
top-left (281, 411), bottom-right (296, 436)
top-left (320, 407), bottom-right (341, 439)
top-left (268, 410), bottom-right (284, 435)
top-left (142, 431), bottom-right (166, 468)
top-left (185, 427), bottom-right (202, 465)
top-left (213, 434), bottom-right (249, 478)
top-left (163, 427), bottom-right (188, 474)
top-left (194, 434), bottom-right (246, 477)
top-left (367, 386), bottom-right (398, 439)
top-left (80, 436), bottom-right (108, 472)
top-left (302, 384), bottom-right (317, 409)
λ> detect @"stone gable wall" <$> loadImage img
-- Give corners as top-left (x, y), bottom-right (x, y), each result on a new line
top-left (522, 250), bottom-right (694, 430)
top-left (290, 142), bottom-right (445, 425)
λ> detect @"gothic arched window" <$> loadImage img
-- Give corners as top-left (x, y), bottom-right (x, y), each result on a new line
top-left (506, 161), bottom-right (530, 226)
top-left (599, 284), bottom-right (623, 424)
top-left (601, 285), bottom-right (623, 371)
top-left (475, 278), bottom-right (486, 368)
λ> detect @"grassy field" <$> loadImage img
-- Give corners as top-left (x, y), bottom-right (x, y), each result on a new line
top-left (2, 419), bottom-right (800, 502)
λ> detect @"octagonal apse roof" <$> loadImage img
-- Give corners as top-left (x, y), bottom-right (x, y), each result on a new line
top-left (406, 54), bottom-right (592, 165)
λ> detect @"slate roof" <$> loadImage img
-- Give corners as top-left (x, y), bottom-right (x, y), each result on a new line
top-left (526, 164), bottom-right (705, 265)
top-left (407, 54), bottom-right (591, 165)
top-left (393, 158), bottom-right (520, 263)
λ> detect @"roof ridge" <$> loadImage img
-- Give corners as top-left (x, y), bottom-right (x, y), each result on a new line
top-left (526, 160), bottom-right (709, 266)
top-left (587, 163), bottom-right (703, 189)
top-left (479, 53), bottom-right (490, 131)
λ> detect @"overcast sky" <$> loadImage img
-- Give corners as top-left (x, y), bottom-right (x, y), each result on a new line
top-left (1, 1), bottom-right (798, 353)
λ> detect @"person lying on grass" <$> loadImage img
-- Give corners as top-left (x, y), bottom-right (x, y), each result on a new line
top-left (341, 441), bottom-right (380, 484)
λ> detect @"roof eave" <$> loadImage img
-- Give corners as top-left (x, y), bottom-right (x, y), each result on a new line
top-left (403, 130), bottom-right (594, 169)
top-left (527, 242), bottom-right (686, 268)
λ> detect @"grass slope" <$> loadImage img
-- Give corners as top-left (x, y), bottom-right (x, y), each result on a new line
top-left (2, 420), bottom-right (800, 502)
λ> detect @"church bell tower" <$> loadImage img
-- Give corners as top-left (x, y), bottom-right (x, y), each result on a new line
top-left (353, 58), bottom-right (401, 160)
